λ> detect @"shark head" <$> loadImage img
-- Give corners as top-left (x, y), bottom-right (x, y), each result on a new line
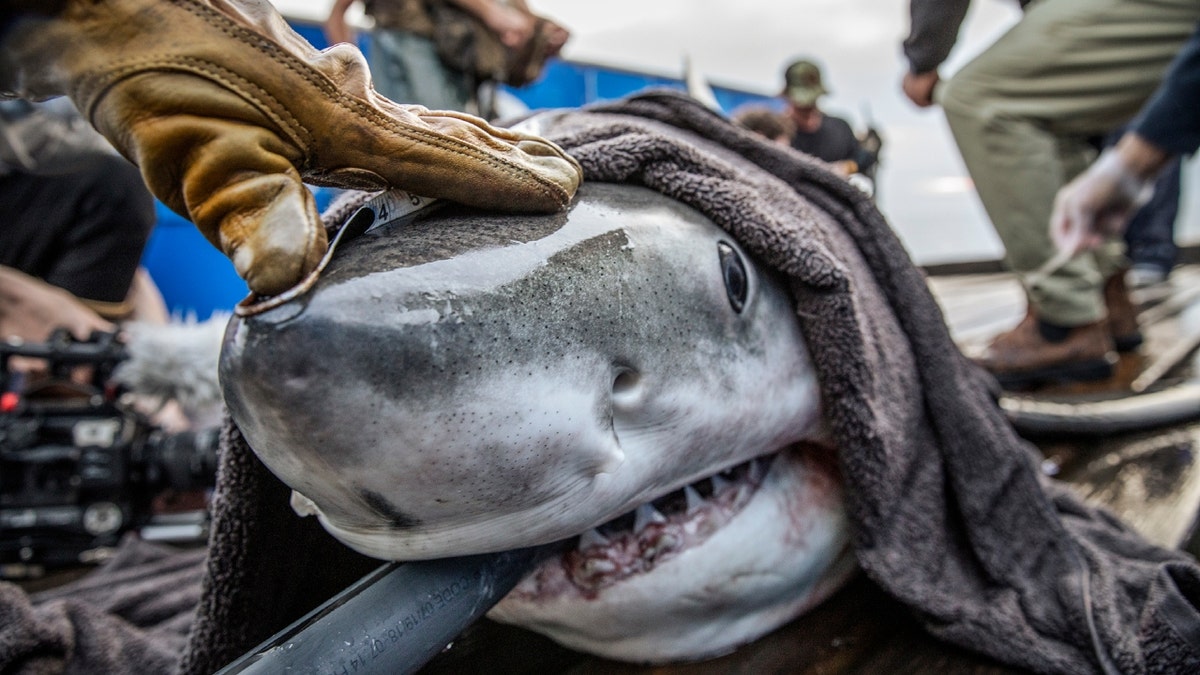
top-left (220, 183), bottom-right (855, 663)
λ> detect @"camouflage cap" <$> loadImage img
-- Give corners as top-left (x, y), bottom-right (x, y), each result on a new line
top-left (783, 59), bottom-right (829, 106)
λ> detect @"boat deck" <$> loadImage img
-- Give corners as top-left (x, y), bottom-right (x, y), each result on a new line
top-left (929, 266), bottom-right (1200, 391)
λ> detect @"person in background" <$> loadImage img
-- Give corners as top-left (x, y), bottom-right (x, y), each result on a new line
top-left (1113, 133), bottom-right (1183, 289)
top-left (0, 99), bottom-right (170, 385)
top-left (732, 106), bottom-right (793, 146)
top-left (0, 99), bottom-right (156, 323)
top-left (324, 0), bottom-right (567, 113)
top-left (1123, 162), bottom-right (1182, 289)
top-left (900, 0), bottom-right (1200, 389)
top-left (1052, 24), bottom-right (1200, 271)
top-left (0, 266), bottom-right (115, 346)
top-left (1088, 124), bottom-right (1182, 290)
top-left (781, 58), bottom-right (878, 180)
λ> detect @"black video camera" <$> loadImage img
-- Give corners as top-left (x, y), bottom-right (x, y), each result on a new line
top-left (0, 330), bottom-right (219, 578)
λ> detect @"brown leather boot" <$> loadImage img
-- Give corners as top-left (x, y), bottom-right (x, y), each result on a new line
top-left (0, 0), bottom-right (582, 296)
top-left (1104, 271), bottom-right (1143, 352)
top-left (973, 312), bottom-right (1117, 389)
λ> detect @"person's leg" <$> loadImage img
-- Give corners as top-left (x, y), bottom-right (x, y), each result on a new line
top-left (0, 152), bottom-right (156, 316)
top-left (1124, 157), bottom-right (1182, 286)
top-left (368, 28), bottom-right (473, 111)
top-left (940, 0), bottom-right (1200, 327)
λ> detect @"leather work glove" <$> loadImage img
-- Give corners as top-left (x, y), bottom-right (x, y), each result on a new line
top-left (0, 0), bottom-right (582, 296)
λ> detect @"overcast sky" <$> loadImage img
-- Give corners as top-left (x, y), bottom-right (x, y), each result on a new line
top-left (272, 0), bottom-right (1198, 264)
top-left (531, 0), bottom-right (1023, 264)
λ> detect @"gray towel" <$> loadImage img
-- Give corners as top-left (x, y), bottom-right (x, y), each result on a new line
top-left (534, 90), bottom-right (1200, 674)
top-left (2, 90), bottom-right (1197, 674)
top-left (0, 537), bottom-right (204, 674)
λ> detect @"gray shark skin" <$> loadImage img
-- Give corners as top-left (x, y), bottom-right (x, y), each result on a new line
top-left (220, 183), bottom-right (855, 663)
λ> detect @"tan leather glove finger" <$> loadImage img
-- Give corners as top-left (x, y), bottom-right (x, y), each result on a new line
top-left (97, 74), bottom-right (326, 295)
top-left (1, 0), bottom-right (583, 297)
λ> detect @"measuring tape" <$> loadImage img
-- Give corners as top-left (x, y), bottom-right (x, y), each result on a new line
top-left (356, 189), bottom-right (441, 235)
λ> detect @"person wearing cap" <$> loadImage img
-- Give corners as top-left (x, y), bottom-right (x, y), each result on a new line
top-left (900, 0), bottom-right (1199, 389)
top-left (732, 106), bottom-right (792, 146)
top-left (781, 59), bottom-right (877, 180)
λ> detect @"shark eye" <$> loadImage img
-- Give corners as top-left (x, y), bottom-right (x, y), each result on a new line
top-left (717, 242), bottom-right (747, 313)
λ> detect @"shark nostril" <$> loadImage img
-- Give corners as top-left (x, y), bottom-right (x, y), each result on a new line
top-left (612, 368), bottom-right (642, 407)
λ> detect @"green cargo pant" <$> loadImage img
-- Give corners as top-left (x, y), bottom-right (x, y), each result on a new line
top-left (938, 0), bottom-right (1200, 326)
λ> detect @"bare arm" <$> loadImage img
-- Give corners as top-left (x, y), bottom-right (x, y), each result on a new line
top-left (1111, 132), bottom-right (1173, 179)
top-left (447, 0), bottom-right (534, 48)
top-left (323, 0), bottom-right (359, 46)
top-left (0, 265), bottom-right (113, 343)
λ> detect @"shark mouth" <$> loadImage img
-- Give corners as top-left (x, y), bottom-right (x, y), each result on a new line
top-left (559, 442), bottom-right (835, 594)
top-left (492, 438), bottom-right (852, 663)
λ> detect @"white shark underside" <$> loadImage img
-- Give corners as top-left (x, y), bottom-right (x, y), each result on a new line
top-left (220, 183), bottom-right (856, 663)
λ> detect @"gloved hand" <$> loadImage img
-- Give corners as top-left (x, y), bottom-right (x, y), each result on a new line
top-left (1050, 144), bottom-right (1158, 256)
top-left (0, 0), bottom-right (582, 297)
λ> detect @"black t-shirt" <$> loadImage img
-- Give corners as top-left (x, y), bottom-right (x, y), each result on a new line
top-left (790, 114), bottom-right (860, 164)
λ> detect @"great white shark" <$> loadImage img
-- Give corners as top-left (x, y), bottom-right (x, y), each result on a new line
top-left (219, 183), bottom-right (857, 663)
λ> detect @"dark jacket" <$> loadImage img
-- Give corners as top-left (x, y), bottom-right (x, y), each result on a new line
top-left (902, 0), bottom-right (1031, 74)
top-left (1133, 22), bottom-right (1200, 156)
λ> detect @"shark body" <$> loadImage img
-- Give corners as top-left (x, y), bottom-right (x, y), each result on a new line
top-left (220, 183), bottom-right (856, 662)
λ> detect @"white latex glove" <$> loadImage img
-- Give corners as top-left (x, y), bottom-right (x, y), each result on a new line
top-left (1050, 148), bottom-right (1154, 255)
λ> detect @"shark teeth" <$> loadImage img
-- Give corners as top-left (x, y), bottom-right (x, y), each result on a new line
top-left (748, 457), bottom-right (765, 482)
top-left (643, 533), bottom-right (681, 561)
top-left (582, 558), bottom-right (618, 575)
top-left (633, 504), bottom-right (667, 534)
top-left (578, 528), bottom-right (609, 550)
top-left (710, 474), bottom-right (731, 495)
top-left (565, 454), bottom-right (777, 592)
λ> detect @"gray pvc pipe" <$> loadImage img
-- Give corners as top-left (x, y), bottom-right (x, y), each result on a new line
top-left (1002, 382), bottom-right (1200, 437)
top-left (218, 543), bottom-right (561, 675)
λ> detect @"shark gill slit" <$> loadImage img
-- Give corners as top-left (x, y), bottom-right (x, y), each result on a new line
top-left (360, 488), bottom-right (420, 529)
